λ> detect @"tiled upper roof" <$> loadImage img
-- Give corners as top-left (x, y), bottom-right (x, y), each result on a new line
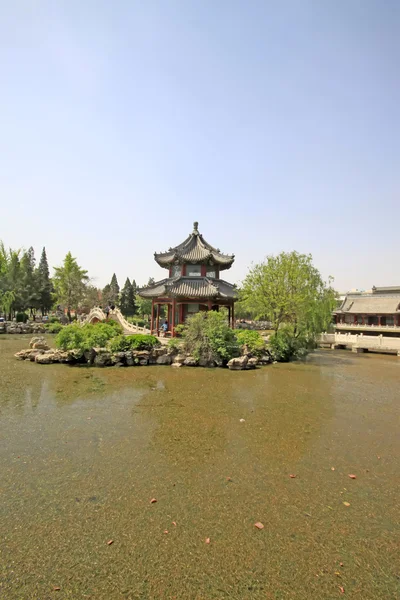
top-left (337, 294), bottom-right (400, 314)
top-left (139, 276), bottom-right (237, 300)
top-left (154, 222), bottom-right (234, 271)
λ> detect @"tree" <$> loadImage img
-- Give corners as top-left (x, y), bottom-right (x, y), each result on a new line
top-left (147, 277), bottom-right (155, 286)
top-left (20, 247), bottom-right (39, 316)
top-left (110, 273), bottom-right (120, 306)
top-left (81, 285), bottom-right (101, 313)
top-left (102, 283), bottom-right (112, 307)
top-left (120, 278), bottom-right (136, 316)
top-left (0, 290), bottom-right (15, 320)
top-left (131, 279), bottom-right (138, 297)
top-left (135, 294), bottom-right (152, 319)
top-left (240, 251), bottom-right (337, 359)
top-left (53, 252), bottom-right (89, 322)
top-left (36, 247), bottom-right (53, 315)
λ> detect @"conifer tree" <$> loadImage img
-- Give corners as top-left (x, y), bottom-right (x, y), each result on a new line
top-left (120, 278), bottom-right (135, 316)
top-left (36, 247), bottom-right (53, 315)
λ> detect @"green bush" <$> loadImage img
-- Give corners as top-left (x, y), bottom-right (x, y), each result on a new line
top-left (269, 326), bottom-right (310, 362)
top-left (44, 322), bottom-right (63, 334)
top-left (167, 337), bottom-right (181, 352)
top-left (235, 330), bottom-right (266, 356)
top-left (16, 312), bottom-right (28, 323)
top-left (49, 316), bottom-right (60, 324)
top-left (56, 322), bottom-right (121, 352)
top-left (109, 334), bottom-right (160, 353)
top-left (178, 311), bottom-right (239, 364)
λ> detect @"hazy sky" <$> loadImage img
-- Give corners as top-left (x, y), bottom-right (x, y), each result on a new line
top-left (1, 1), bottom-right (399, 292)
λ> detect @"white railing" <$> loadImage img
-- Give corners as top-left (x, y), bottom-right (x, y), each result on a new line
top-left (82, 307), bottom-right (151, 335)
top-left (336, 322), bottom-right (400, 330)
top-left (318, 332), bottom-right (400, 353)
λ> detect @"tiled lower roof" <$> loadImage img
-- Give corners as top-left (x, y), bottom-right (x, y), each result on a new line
top-left (139, 276), bottom-right (237, 300)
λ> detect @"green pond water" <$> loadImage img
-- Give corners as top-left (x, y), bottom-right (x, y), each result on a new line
top-left (0, 335), bottom-right (399, 599)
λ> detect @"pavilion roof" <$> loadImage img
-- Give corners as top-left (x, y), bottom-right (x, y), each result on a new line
top-left (154, 222), bottom-right (234, 271)
top-left (139, 276), bottom-right (238, 300)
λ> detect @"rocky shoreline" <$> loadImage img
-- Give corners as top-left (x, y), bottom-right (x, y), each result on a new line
top-left (2, 322), bottom-right (46, 334)
top-left (15, 338), bottom-right (272, 370)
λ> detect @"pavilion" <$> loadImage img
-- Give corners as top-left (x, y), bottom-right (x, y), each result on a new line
top-left (139, 222), bottom-right (238, 336)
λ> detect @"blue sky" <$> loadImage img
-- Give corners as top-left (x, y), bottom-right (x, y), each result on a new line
top-left (1, 1), bottom-right (399, 292)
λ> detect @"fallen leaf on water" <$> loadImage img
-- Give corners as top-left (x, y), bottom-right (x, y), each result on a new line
top-left (239, 419), bottom-right (245, 423)
top-left (340, 562), bottom-right (344, 567)
top-left (172, 521), bottom-right (177, 526)
top-left (163, 530), bottom-right (169, 534)
top-left (348, 474), bottom-right (357, 479)
top-left (150, 498), bottom-right (157, 504)
top-left (254, 522), bottom-right (264, 530)
top-left (343, 502), bottom-right (350, 507)
top-left (377, 456), bottom-right (381, 459)
top-left (331, 467), bottom-right (335, 471)
top-left (327, 506), bottom-right (333, 510)
top-left (335, 571), bottom-right (341, 576)
top-left (339, 586), bottom-right (345, 593)
top-left (226, 477), bottom-right (232, 481)
top-left (289, 474), bottom-right (296, 478)
top-left (304, 512), bottom-right (312, 517)
top-left (107, 540), bottom-right (114, 545)
top-left (53, 587), bottom-right (61, 591)
top-left (205, 537), bottom-right (210, 544)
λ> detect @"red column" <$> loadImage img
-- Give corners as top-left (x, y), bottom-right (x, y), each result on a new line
top-left (231, 303), bottom-right (235, 329)
top-left (378, 316), bottom-right (381, 326)
top-left (150, 299), bottom-right (154, 335)
top-left (167, 304), bottom-right (172, 331)
top-left (171, 298), bottom-right (176, 337)
top-left (354, 314), bottom-right (357, 324)
top-left (156, 303), bottom-right (160, 335)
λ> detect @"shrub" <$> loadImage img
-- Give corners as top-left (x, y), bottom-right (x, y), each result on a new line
top-left (127, 317), bottom-right (147, 328)
top-left (49, 316), bottom-right (61, 324)
top-left (16, 312), bottom-right (28, 323)
top-left (109, 334), bottom-right (160, 353)
top-left (44, 322), bottom-right (63, 334)
top-left (167, 337), bottom-right (181, 352)
top-left (268, 325), bottom-right (310, 362)
top-left (178, 311), bottom-right (239, 364)
top-left (235, 330), bottom-right (266, 356)
top-left (56, 322), bottom-right (121, 352)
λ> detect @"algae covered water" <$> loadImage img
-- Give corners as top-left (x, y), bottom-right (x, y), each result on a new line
top-left (0, 335), bottom-right (399, 599)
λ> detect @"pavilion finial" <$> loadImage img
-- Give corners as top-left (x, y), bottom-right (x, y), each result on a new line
top-left (193, 221), bottom-right (199, 234)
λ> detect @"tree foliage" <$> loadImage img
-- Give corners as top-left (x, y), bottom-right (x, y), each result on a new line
top-left (240, 251), bottom-right (337, 361)
top-left (120, 278), bottom-right (136, 316)
top-left (241, 251), bottom-right (336, 335)
top-left (177, 311), bottom-right (239, 364)
top-left (53, 252), bottom-right (89, 322)
top-left (36, 247), bottom-right (53, 315)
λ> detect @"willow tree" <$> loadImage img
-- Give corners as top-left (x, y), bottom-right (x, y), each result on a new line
top-left (53, 252), bottom-right (89, 321)
top-left (241, 252), bottom-right (336, 356)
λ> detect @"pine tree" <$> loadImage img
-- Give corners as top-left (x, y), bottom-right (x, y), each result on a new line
top-left (20, 247), bottom-right (39, 315)
top-left (109, 273), bottom-right (120, 306)
top-left (102, 284), bottom-right (112, 307)
top-left (36, 247), bottom-right (53, 315)
top-left (53, 252), bottom-right (89, 322)
top-left (131, 279), bottom-right (138, 297)
top-left (120, 278), bottom-right (136, 316)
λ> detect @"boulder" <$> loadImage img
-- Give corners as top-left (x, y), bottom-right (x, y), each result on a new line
top-left (259, 353), bottom-right (272, 365)
top-left (173, 354), bottom-right (186, 365)
top-left (198, 357), bottom-right (216, 368)
top-left (125, 351), bottom-right (134, 366)
top-left (183, 356), bottom-right (198, 367)
top-left (247, 357), bottom-right (258, 369)
top-left (93, 351), bottom-right (112, 367)
top-left (35, 350), bottom-right (58, 364)
top-left (29, 336), bottom-right (47, 349)
top-left (171, 362), bottom-right (183, 368)
top-left (111, 352), bottom-right (126, 365)
top-left (15, 349), bottom-right (44, 361)
top-left (227, 356), bottom-right (248, 371)
top-left (156, 354), bottom-right (172, 365)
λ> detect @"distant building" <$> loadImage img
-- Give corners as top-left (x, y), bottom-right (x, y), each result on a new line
top-left (335, 286), bottom-right (400, 335)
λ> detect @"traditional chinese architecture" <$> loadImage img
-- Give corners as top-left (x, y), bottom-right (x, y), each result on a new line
top-left (335, 286), bottom-right (400, 334)
top-left (139, 222), bottom-right (238, 336)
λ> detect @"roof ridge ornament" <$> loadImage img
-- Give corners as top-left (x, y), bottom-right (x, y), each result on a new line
top-left (193, 221), bottom-right (199, 234)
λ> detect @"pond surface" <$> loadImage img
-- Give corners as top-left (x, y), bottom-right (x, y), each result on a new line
top-left (0, 335), bottom-right (399, 599)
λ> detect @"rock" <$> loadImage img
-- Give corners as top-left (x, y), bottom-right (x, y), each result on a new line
top-left (15, 349), bottom-right (44, 361)
top-left (156, 354), bottom-right (172, 365)
top-left (125, 351), bottom-right (134, 366)
top-left (84, 348), bottom-right (96, 364)
top-left (111, 352), bottom-right (126, 365)
top-left (173, 354), bottom-right (186, 365)
top-left (183, 356), bottom-right (198, 367)
top-left (227, 356), bottom-right (248, 371)
top-left (35, 351), bottom-right (56, 364)
top-left (171, 362), bottom-right (183, 367)
top-left (247, 357), bottom-right (259, 369)
top-left (198, 357), bottom-right (216, 368)
top-left (259, 353), bottom-right (272, 365)
top-left (93, 351), bottom-right (112, 367)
